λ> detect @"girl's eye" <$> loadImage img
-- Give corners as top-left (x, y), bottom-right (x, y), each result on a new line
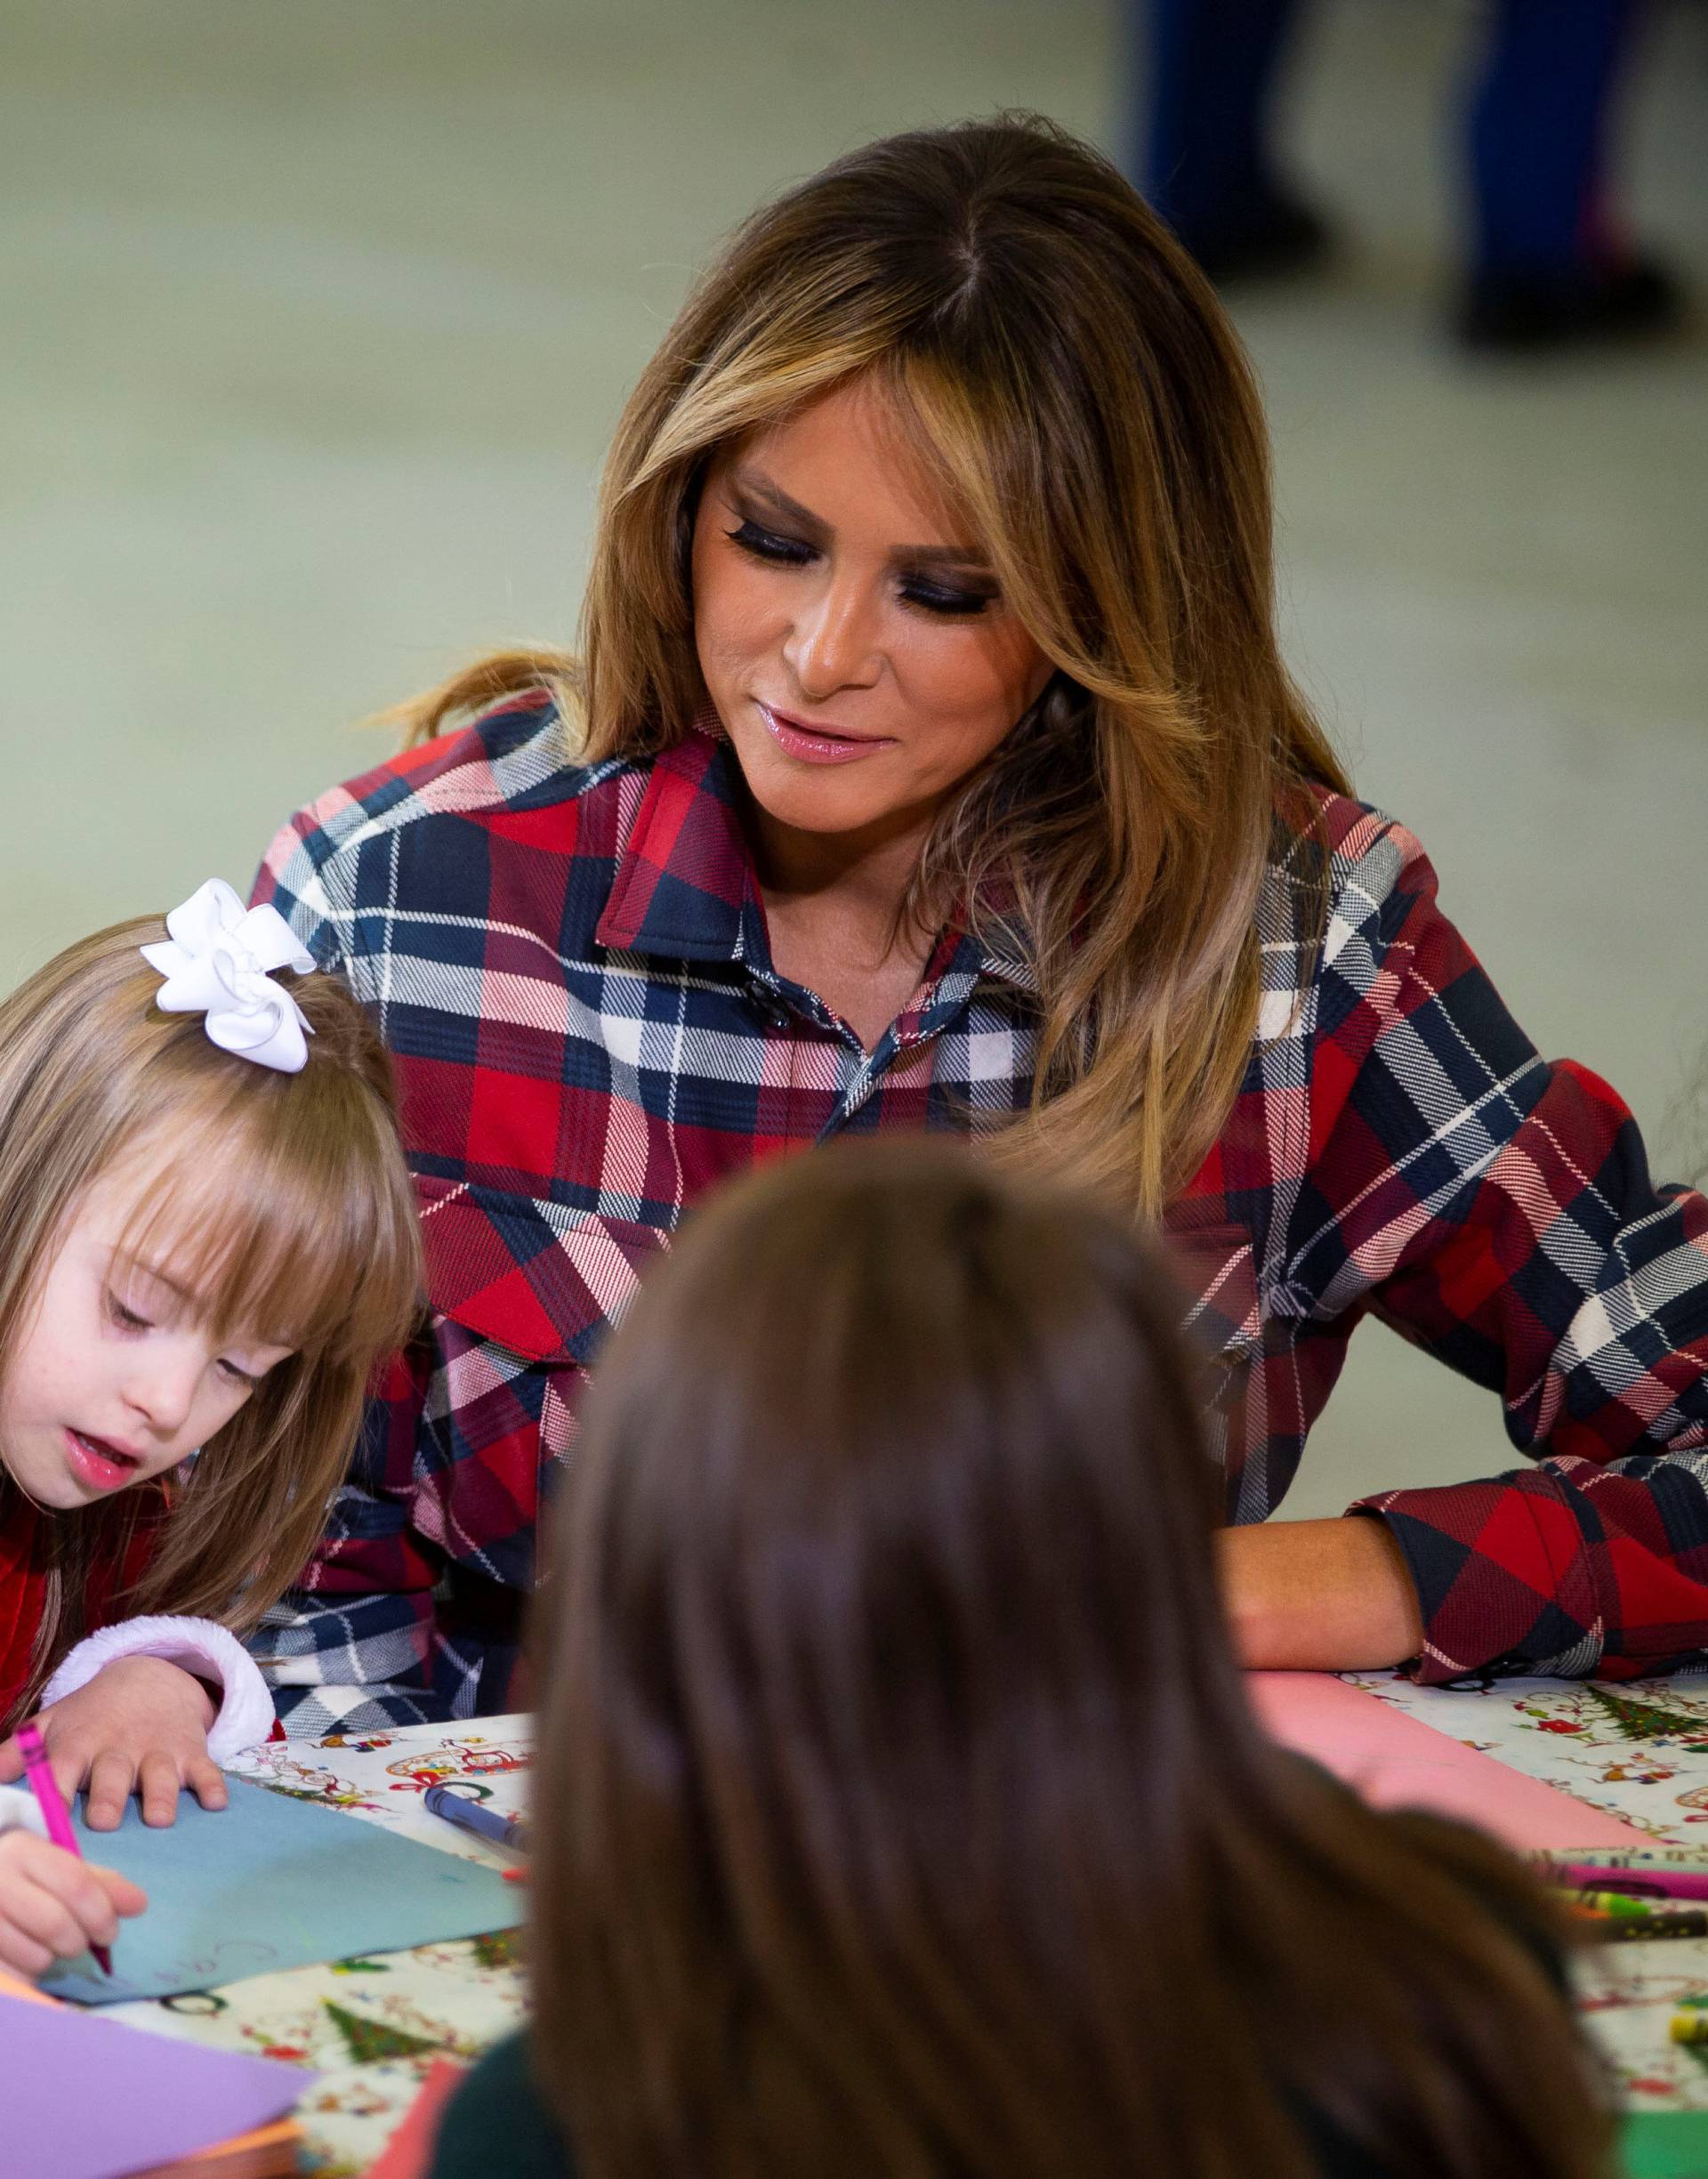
top-left (726, 520), bottom-right (815, 568)
top-left (217, 1356), bottom-right (261, 1390)
top-left (899, 579), bottom-right (995, 618)
top-left (106, 1293), bottom-right (150, 1332)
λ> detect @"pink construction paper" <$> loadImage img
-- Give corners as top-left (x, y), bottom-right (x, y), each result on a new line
top-left (0, 1991), bottom-right (307, 2179)
top-left (1247, 1672), bottom-right (1651, 1851)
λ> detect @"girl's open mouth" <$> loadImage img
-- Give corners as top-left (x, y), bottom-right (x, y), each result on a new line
top-left (64, 1429), bottom-right (142, 1493)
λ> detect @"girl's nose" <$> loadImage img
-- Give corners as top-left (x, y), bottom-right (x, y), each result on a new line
top-left (783, 576), bottom-right (882, 700)
top-left (124, 1348), bottom-right (202, 1439)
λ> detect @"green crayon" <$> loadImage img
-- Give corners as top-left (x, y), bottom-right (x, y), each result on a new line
top-left (1580, 1890), bottom-right (1668, 1918)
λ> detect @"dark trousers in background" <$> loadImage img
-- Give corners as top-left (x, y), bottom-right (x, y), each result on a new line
top-left (1134, 0), bottom-right (1641, 277)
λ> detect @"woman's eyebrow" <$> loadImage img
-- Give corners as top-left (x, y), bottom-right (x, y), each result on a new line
top-left (729, 468), bottom-right (993, 571)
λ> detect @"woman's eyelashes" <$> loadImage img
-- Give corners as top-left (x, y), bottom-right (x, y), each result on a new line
top-left (727, 517), bottom-right (813, 569)
top-left (723, 520), bottom-right (995, 617)
top-left (900, 575), bottom-right (996, 618)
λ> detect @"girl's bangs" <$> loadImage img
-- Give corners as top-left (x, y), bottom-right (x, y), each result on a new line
top-left (115, 1119), bottom-right (412, 1364)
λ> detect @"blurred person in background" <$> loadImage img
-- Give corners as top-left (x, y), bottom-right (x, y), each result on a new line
top-left (1132, 0), bottom-right (1683, 349)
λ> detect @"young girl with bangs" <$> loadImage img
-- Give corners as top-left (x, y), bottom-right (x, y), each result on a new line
top-left (0, 881), bottom-right (420, 1980)
top-left (431, 1139), bottom-right (1614, 2179)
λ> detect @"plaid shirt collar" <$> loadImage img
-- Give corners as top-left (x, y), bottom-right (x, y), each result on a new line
top-left (594, 719), bottom-right (1036, 1004)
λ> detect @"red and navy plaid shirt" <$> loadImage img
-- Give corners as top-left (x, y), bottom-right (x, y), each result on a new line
top-left (250, 693), bottom-right (1708, 1731)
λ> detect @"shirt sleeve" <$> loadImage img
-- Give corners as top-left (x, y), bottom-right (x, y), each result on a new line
top-left (247, 823), bottom-right (470, 1731)
top-left (1285, 811), bottom-right (1708, 1683)
top-left (247, 1343), bottom-right (459, 1731)
top-left (251, 808), bottom-right (353, 969)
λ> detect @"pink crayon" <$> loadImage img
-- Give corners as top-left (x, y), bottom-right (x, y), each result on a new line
top-left (16, 1723), bottom-right (112, 1977)
top-left (1545, 1860), bottom-right (1708, 1907)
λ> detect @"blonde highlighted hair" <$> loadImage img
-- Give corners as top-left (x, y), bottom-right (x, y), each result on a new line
top-left (383, 116), bottom-right (1350, 1216)
top-left (0, 918), bottom-right (422, 1730)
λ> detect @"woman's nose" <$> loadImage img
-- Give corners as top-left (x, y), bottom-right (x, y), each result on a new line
top-left (783, 576), bottom-right (882, 699)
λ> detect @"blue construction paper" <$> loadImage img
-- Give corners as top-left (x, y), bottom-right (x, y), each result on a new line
top-left (39, 1776), bottom-right (521, 2005)
top-left (0, 1990), bottom-right (309, 2179)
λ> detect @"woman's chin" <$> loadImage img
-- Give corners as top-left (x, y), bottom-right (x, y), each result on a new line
top-left (736, 760), bottom-right (882, 833)
top-left (730, 743), bottom-right (941, 849)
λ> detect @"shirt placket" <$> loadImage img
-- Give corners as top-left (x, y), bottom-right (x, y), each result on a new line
top-left (736, 932), bottom-right (997, 1142)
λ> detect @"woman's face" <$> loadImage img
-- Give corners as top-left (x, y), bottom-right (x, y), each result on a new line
top-left (690, 379), bottom-right (1052, 851)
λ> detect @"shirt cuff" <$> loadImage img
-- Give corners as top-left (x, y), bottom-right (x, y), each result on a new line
top-left (1346, 1469), bottom-right (1607, 1685)
top-left (0, 1784), bottom-right (48, 1839)
top-left (39, 1617), bottom-right (278, 1762)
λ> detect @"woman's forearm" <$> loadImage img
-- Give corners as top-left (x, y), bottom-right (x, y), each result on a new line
top-left (1217, 1515), bottom-right (1424, 1671)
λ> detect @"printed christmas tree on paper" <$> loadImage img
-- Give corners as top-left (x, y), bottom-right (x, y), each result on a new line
top-left (321, 1999), bottom-right (445, 2066)
top-left (1586, 1686), bottom-right (1708, 1745)
top-left (472, 1928), bottom-right (522, 1971)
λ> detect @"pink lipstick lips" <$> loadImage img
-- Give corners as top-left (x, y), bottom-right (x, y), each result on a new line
top-left (64, 1428), bottom-right (143, 1494)
top-left (756, 701), bottom-right (896, 766)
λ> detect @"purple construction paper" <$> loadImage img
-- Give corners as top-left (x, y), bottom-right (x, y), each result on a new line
top-left (0, 1992), bottom-right (309, 2179)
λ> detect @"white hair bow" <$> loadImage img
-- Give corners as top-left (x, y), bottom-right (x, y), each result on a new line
top-left (140, 879), bottom-right (317, 1074)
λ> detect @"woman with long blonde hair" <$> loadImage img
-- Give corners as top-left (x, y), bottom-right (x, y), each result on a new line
top-left (230, 113), bottom-right (1708, 1733)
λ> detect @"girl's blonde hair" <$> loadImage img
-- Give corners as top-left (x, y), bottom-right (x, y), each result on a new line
top-left (380, 116), bottom-right (1349, 1217)
top-left (0, 917), bottom-right (422, 1729)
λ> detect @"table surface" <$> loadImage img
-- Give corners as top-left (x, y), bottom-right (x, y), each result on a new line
top-left (109, 1715), bottom-right (535, 2177)
top-left (101, 1674), bottom-right (1708, 2174)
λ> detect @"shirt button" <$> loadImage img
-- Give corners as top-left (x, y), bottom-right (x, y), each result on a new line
top-left (744, 984), bottom-right (791, 1030)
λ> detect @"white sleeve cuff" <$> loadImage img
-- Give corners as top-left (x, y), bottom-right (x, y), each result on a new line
top-left (38, 1617), bottom-right (278, 1763)
top-left (0, 1784), bottom-right (48, 1839)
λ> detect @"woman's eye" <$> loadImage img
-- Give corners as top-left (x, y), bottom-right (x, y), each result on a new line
top-left (899, 580), bottom-right (995, 618)
top-left (726, 520), bottom-right (815, 568)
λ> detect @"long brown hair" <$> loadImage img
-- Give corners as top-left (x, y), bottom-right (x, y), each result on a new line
top-left (376, 116), bottom-right (1349, 1218)
top-left (530, 1138), bottom-right (1611, 2179)
top-left (0, 917), bottom-right (422, 1729)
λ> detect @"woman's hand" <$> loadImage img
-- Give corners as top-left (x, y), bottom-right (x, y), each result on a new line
top-left (0, 1831), bottom-right (146, 1979)
top-left (1217, 1516), bottom-right (1424, 1671)
top-left (0, 1657), bottom-right (226, 1829)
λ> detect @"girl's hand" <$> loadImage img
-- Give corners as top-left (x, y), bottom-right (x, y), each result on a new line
top-left (0, 1657), bottom-right (226, 1829)
top-left (0, 1830), bottom-right (147, 1979)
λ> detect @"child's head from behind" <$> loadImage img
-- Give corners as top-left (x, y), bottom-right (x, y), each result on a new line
top-left (550, 1125), bottom-right (1236, 1752)
top-left (532, 1137), bottom-right (1610, 2179)
top-left (0, 910), bottom-right (421, 1699)
top-left (534, 1135), bottom-right (1258, 2165)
